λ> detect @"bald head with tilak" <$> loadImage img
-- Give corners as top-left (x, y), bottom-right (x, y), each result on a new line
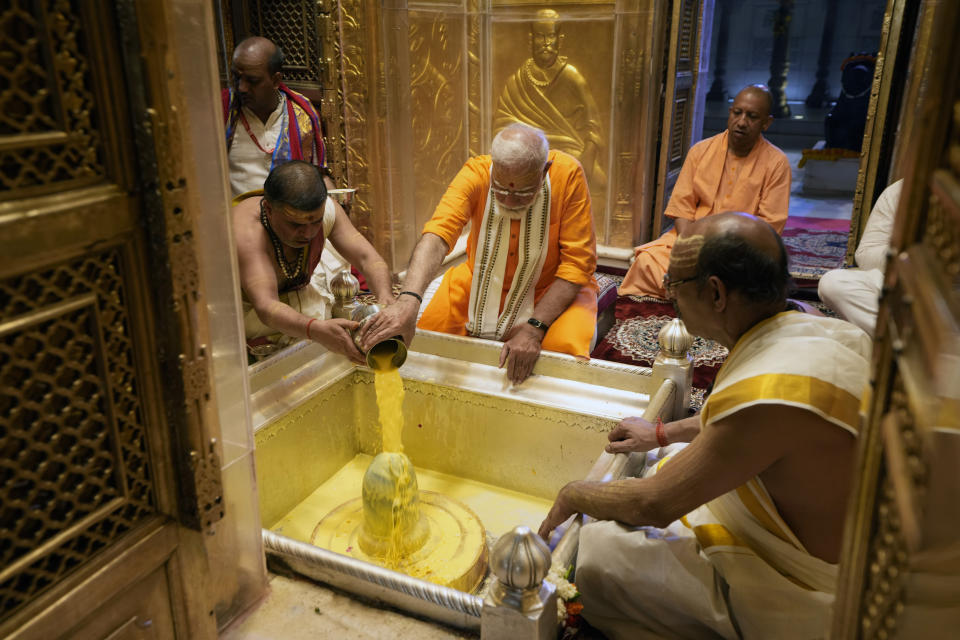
top-left (727, 84), bottom-right (775, 157)
top-left (231, 36), bottom-right (284, 123)
top-left (667, 212), bottom-right (789, 349)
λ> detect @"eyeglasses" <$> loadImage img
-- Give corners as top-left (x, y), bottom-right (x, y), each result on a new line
top-left (662, 272), bottom-right (698, 293)
top-left (491, 161), bottom-right (552, 199)
top-left (490, 184), bottom-right (540, 199)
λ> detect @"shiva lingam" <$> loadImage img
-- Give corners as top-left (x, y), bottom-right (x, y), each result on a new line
top-left (312, 446), bottom-right (488, 592)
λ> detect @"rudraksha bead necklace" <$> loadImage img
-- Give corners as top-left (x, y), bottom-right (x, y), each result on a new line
top-left (260, 200), bottom-right (305, 282)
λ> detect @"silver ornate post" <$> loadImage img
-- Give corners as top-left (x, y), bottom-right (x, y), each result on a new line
top-left (651, 317), bottom-right (694, 419)
top-left (481, 526), bottom-right (557, 640)
top-left (330, 268), bottom-right (360, 319)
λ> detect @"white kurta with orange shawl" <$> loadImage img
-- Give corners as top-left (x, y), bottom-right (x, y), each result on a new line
top-left (418, 150), bottom-right (598, 358)
top-left (575, 312), bottom-right (871, 639)
top-left (619, 131), bottom-right (791, 298)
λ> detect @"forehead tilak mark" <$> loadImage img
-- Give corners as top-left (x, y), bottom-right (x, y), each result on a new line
top-left (670, 234), bottom-right (705, 270)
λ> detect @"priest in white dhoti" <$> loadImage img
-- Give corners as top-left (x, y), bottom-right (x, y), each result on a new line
top-left (539, 212), bottom-right (872, 639)
top-left (359, 122), bottom-right (598, 384)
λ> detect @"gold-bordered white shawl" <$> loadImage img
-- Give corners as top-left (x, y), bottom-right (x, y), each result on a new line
top-left (701, 311), bottom-right (871, 435)
top-left (466, 173), bottom-right (551, 339)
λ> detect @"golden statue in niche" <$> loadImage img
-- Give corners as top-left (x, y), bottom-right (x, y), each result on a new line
top-left (494, 9), bottom-right (607, 191)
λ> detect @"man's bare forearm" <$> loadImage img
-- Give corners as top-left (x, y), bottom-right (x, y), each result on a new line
top-left (672, 217), bottom-right (693, 236)
top-left (254, 298), bottom-right (313, 339)
top-left (532, 277), bottom-right (581, 325)
top-left (356, 255), bottom-right (394, 304)
top-left (663, 414), bottom-right (702, 444)
top-left (559, 477), bottom-right (673, 529)
top-left (400, 233), bottom-right (449, 295)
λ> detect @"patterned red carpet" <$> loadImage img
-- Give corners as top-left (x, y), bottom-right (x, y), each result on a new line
top-left (591, 295), bottom-right (728, 392)
top-left (783, 215), bottom-right (849, 284)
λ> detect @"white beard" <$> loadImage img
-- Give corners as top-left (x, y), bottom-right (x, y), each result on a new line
top-left (492, 197), bottom-right (530, 219)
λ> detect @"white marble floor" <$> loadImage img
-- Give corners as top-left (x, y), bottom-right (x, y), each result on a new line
top-left (784, 149), bottom-right (856, 221)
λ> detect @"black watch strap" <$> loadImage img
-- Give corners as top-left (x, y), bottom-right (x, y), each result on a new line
top-left (399, 290), bottom-right (423, 304)
top-left (527, 317), bottom-right (550, 332)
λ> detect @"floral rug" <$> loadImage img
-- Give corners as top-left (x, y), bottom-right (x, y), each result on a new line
top-left (591, 296), bottom-right (728, 393)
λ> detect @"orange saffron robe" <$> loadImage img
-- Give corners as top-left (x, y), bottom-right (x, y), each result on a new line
top-left (619, 131), bottom-right (791, 298)
top-left (418, 150), bottom-right (599, 358)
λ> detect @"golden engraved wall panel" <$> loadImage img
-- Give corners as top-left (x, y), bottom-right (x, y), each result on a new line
top-left (407, 10), bottom-right (468, 234)
top-left (467, 0), bottom-right (484, 158)
top-left (0, 0), bottom-right (105, 199)
top-left (491, 6), bottom-right (615, 236)
top-left (337, 0), bottom-right (380, 250)
top-left (257, 1), bottom-right (675, 263)
top-left (0, 250), bottom-right (157, 621)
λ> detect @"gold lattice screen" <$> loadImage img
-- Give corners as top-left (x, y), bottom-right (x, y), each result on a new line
top-left (0, 250), bottom-right (157, 621)
top-left (0, 0), bottom-right (106, 199)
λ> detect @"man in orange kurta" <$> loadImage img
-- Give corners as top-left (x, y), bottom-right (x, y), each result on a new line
top-left (359, 123), bottom-right (598, 384)
top-left (619, 85), bottom-right (791, 298)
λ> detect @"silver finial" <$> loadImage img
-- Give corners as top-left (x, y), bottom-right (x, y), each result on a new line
top-left (330, 268), bottom-right (360, 302)
top-left (490, 526), bottom-right (551, 590)
top-left (658, 317), bottom-right (693, 357)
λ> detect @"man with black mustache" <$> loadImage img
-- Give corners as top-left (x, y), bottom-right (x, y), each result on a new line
top-left (222, 36), bottom-right (326, 200)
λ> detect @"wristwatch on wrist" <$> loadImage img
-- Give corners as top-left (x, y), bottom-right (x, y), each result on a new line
top-left (527, 317), bottom-right (550, 332)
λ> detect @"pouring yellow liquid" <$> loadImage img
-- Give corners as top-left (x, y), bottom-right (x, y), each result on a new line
top-left (361, 359), bottom-right (425, 567)
top-left (372, 351), bottom-right (404, 453)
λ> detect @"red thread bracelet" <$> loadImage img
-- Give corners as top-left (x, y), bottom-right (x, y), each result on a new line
top-left (655, 417), bottom-right (669, 447)
top-left (306, 317), bottom-right (317, 340)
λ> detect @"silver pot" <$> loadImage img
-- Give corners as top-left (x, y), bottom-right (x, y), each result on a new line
top-left (351, 303), bottom-right (407, 371)
top-left (328, 187), bottom-right (357, 207)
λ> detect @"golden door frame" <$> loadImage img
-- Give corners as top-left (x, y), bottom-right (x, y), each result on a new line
top-left (0, 0), bottom-right (259, 636)
top-left (846, 0), bottom-right (924, 265)
top-left (832, 0), bottom-right (960, 635)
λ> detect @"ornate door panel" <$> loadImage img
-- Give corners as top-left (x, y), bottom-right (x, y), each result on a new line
top-left (652, 0), bottom-right (708, 238)
top-left (0, 2), bottom-right (218, 637)
top-left (832, 0), bottom-right (960, 636)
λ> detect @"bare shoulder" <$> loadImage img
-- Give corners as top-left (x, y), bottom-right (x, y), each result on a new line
top-left (232, 197), bottom-right (265, 248)
top-left (328, 205), bottom-right (359, 242)
top-left (232, 196), bottom-right (261, 222)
